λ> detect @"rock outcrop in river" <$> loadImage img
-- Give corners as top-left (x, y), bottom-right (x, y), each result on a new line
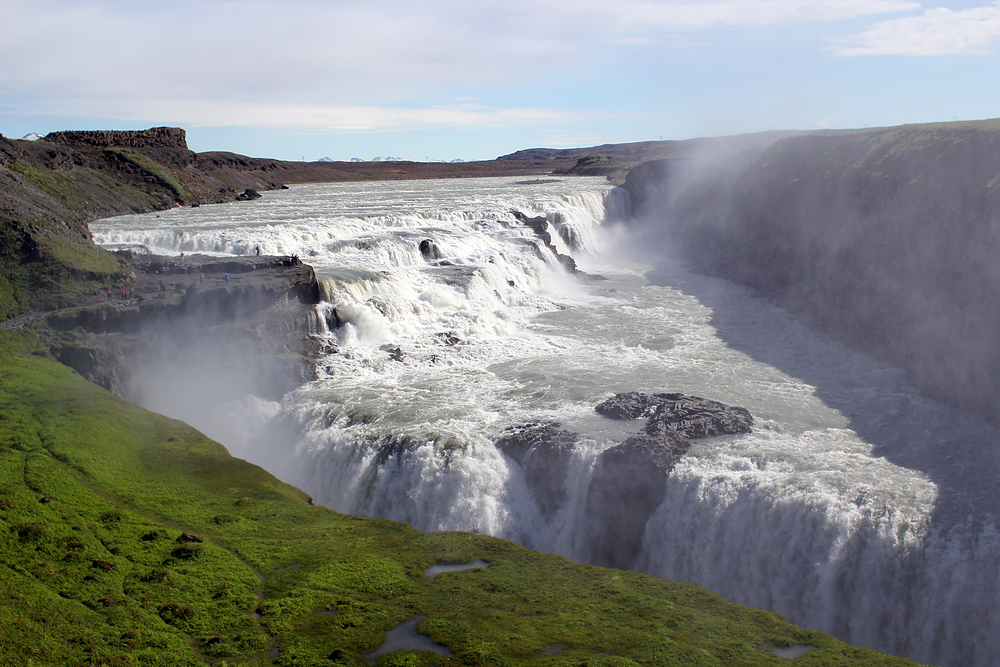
top-left (496, 392), bottom-right (753, 570)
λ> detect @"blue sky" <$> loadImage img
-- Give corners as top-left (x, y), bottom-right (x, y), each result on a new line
top-left (3, 0), bottom-right (1000, 161)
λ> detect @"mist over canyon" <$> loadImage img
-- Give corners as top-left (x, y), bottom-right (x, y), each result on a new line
top-left (5, 122), bottom-right (1000, 666)
top-left (82, 120), bottom-right (1000, 667)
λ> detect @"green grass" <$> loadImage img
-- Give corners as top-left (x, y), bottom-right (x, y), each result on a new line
top-left (0, 213), bottom-right (129, 321)
top-left (0, 335), bottom-right (926, 667)
top-left (100, 147), bottom-right (189, 204)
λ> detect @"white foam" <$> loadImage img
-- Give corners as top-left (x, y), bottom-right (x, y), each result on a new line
top-left (93, 176), bottom-right (1000, 667)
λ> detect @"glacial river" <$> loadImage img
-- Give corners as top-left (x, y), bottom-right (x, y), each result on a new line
top-left (92, 176), bottom-right (1000, 667)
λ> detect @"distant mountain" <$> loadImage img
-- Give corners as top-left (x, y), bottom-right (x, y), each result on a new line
top-left (22, 132), bottom-right (44, 141)
top-left (497, 131), bottom-right (809, 166)
top-left (318, 156), bottom-right (334, 162)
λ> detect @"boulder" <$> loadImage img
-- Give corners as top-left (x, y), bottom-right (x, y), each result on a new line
top-left (235, 188), bottom-right (261, 201)
top-left (419, 239), bottom-right (441, 260)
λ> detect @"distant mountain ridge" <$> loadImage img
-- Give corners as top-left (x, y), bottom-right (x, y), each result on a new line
top-left (497, 130), bottom-right (812, 165)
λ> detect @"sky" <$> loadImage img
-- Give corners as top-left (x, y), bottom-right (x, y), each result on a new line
top-left (3, 0), bottom-right (1000, 162)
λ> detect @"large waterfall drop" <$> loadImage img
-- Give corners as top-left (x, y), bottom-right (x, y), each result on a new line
top-left (92, 176), bottom-right (1000, 667)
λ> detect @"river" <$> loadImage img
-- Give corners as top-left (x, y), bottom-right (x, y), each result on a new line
top-left (91, 176), bottom-right (1000, 667)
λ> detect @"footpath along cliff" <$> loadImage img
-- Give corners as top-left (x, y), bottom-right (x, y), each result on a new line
top-left (622, 119), bottom-right (1000, 427)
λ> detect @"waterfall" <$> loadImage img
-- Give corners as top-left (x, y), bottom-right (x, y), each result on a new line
top-left (92, 177), bottom-right (1000, 667)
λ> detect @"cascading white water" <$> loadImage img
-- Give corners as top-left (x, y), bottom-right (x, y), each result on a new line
top-left (91, 176), bottom-right (1000, 667)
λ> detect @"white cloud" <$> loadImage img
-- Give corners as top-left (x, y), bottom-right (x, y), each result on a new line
top-left (832, 2), bottom-right (1000, 55)
top-left (0, 0), bottom-right (979, 141)
top-left (569, 0), bottom-right (921, 31)
top-left (6, 96), bottom-right (586, 133)
top-left (0, 0), bottom-right (926, 105)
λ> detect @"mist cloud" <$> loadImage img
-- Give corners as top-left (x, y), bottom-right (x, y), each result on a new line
top-left (832, 2), bottom-right (1000, 55)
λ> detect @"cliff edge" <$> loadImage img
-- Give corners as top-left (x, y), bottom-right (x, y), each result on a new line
top-left (623, 119), bottom-right (1000, 425)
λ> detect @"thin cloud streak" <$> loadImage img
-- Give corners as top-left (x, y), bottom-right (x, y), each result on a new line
top-left (4, 0), bottom-right (1000, 159)
top-left (573, 0), bottom-right (921, 30)
top-left (832, 2), bottom-right (1000, 55)
top-left (3, 97), bottom-right (588, 133)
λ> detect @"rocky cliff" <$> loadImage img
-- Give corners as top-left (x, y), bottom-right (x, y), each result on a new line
top-left (40, 254), bottom-right (324, 404)
top-left (623, 119), bottom-right (1000, 425)
top-left (1, 129), bottom-right (329, 407)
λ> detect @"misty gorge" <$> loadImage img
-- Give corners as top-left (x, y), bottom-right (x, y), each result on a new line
top-left (80, 123), bottom-right (1000, 667)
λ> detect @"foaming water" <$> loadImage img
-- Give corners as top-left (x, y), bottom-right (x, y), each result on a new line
top-left (93, 177), bottom-right (1000, 667)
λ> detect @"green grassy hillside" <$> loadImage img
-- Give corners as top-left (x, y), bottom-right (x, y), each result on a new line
top-left (0, 335), bottom-right (921, 667)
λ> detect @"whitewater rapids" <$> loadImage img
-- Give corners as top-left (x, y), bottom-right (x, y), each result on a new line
top-left (92, 176), bottom-right (1000, 667)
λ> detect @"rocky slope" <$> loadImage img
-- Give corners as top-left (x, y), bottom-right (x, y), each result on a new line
top-left (622, 119), bottom-right (1000, 426)
top-left (0, 129), bottom-right (335, 408)
top-left (38, 253), bottom-right (325, 404)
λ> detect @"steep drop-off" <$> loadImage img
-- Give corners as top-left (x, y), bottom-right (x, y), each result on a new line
top-left (623, 119), bottom-right (1000, 426)
top-left (0, 127), bottom-right (925, 666)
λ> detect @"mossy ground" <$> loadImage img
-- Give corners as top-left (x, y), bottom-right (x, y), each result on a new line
top-left (0, 216), bottom-right (127, 320)
top-left (0, 334), bottom-right (923, 667)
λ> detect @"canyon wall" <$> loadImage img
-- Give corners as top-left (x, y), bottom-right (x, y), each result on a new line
top-left (623, 120), bottom-right (1000, 425)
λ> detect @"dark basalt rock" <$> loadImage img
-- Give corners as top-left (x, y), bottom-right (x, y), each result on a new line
top-left (595, 391), bottom-right (753, 440)
top-left (380, 345), bottom-right (405, 362)
top-left (644, 398), bottom-right (752, 440)
top-left (235, 188), bottom-right (261, 201)
top-left (594, 391), bottom-right (663, 420)
top-left (435, 332), bottom-right (460, 346)
top-left (585, 391), bottom-right (753, 569)
top-left (496, 423), bottom-right (578, 516)
top-left (419, 239), bottom-right (441, 260)
top-left (585, 431), bottom-right (689, 569)
top-left (512, 210), bottom-right (579, 274)
top-left (45, 253), bottom-right (323, 403)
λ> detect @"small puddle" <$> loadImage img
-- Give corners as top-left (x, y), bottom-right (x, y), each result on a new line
top-left (765, 645), bottom-right (814, 659)
top-left (424, 559), bottom-right (490, 579)
top-left (365, 615), bottom-right (454, 662)
top-left (531, 644), bottom-right (567, 658)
